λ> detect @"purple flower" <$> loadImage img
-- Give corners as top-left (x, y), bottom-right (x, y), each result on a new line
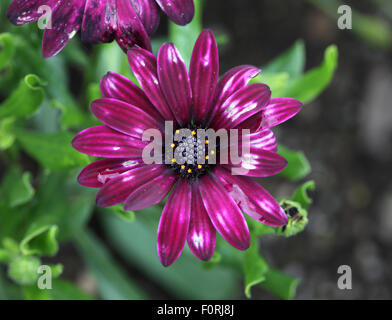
top-left (7, 0), bottom-right (195, 58)
top-left (72, 30), bottom-right (302, 267)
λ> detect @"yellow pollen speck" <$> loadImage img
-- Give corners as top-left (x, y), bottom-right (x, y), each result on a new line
top-left (171, 143), bottom-right (175, 148)
top-left (175, 130), bottom-right (180, 134)
top-left (205, 140), bottom-right (209, 144)
top-left (181, 165), bottom-right (185, 170)
top-left (198, 165), bottom-right (202, 169)
top-left (210, 150), bottom-right (215, 155)
top-left (205, 155), bottom-right (209, 160)
top-left (172, 158), bottom-right (176, 163)
top-left (187, 169), bottom-right (192, 173)
top-left (192, 130), bottom-right (196, 135)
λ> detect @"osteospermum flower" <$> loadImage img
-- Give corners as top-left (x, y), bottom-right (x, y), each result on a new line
top-left (72, 30), bottom-right (302, 267)
top-left (7, 0), bottom-right (194, 58)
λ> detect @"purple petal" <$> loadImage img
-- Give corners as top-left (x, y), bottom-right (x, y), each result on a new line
top-left (115, 0), bottom-right (152, 52)
top-left (260, 98), bottom-right (302, 128)
top-left (91, 98), bottom-right (163, 138)
top-left (157, 43), bottom-right (192, 126)
top-left (131, 0), bottom-right (160, 35)
top-left (199, 173), bottom-right (250, 250)
top-left (7, 0), bottom-right (60, 25)
top-left (127, 47), bottom-right (175, 122)
top-left (225, 128), bottom-right (277, 156)
top-left (78, 158), bottom-right (144, 188)
top-left (248, 129), bottom-right (278, 153)
top-left (215, 167), bottom-right (287, 227)
top-left (187, 182), bottom-right (216, 261)
top-left (210, 65), bottom-right (261, 126)
top-left (42, 0), bottom-right (85, 58)
top-left (212, 83), bottom-right (271, 131)
top-left (81, 0), bottom-right (117, 43)
top-left (123, 169), bottom-right (176, 211)
top-left (155, 0), bottom-right (194, 25)
top-left (223, 148), bottom-right (287, 177)
top-left (100, 72), bottom-right (163, 121)
top-left (72, 126), bottom-right (147, 158)
top-left (96, 164), bottom-right (166, 207)
top-left (190, 30), bottom-right (219, 125)
top-left (157, 179), bottom-right (191, 267)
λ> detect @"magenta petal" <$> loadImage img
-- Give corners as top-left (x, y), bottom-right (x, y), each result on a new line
top-left (249, 129), bottom-right (278, 153)
top-left (72, 126), bottom-right (147, 158)
top-left (96, 164), bottom-right (166, 207)
top-left (215, 167), bottom-right (287, 227)
top-left (81, 0), bottom-right (116, 43)
top-left (212, 83), bottom-right (271, 130)
top-left (226, 128), bottom-right (277, 156)
top-left (91, 98), bottom-right (163, 138)
top-left (124, 169), bottom-right (176, 211)
top-left (261, 98), bottom-right (302, 128)
top-left (211, 65), bottom-right (261, 125)
top-left (190, 30), bottom-right (219, 125)
top-left (223, 148), bottom-right (287, 177)
top-left (157, 43), bottom-right (192, 126)
top-left (78, 158), bottom-right (143, 188)
top-left (127, 48), bottom-right (175, 122)
top-left (42, 0), bottom-right (85, 58)
top-left (187, 182), bottom-right (216, 261)
top-left (199, 173), bottom-right (250, 250)
top-left (100, 72), bottom-right (163, 121)
top-left (155, 0), bottom-right (194, 25)
top-left (131, 0), bottom-right (160, 35)
top-left (7, 0), bottom-right (60, 25)
top-left (157, 179), bottom-right (191, 267)
top-left (115, 0), bottom-right (152, 52)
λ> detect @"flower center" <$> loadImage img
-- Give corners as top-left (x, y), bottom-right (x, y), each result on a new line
top-left (167, 129), bottom-right (215, 179)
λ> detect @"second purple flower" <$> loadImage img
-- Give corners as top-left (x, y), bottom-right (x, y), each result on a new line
top-left (7, 0), bottom-right (195, 58)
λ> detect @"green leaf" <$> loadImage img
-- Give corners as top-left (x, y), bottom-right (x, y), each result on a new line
top-left (263, 40), bottom-right (305, 78)
top-left (278, 144), bottom-right (311, 181)
top-left (9, 172), bottom-right (35, 208)
top-left (260, 268), bottom-right (300, 300)
top-left (20, 225), bottom-right (59, 256)
top-left (104, 205), bottom-right (136, 222)
top-left (0, 33), bottom-right (15, 70)
top-left (15, 130), bottom-right (90, 170)
top-left (0, 117), bottom-right (15, 150)
top-left (74, 230), bottom-right (147, 300)
top-left (169, 0), bottom-right (203, 65)
top-left (23, 279), bottom-right (93, 300)
top-left (243, 238), bottom-right (269, 298)
top-left (292, 180), bottom-right (315, 209)
top-left (8, 255), bottom-right (41, 286)
top-left (252, 72), bottom-right (289, 98)
top-left (283, 45), bottom-right (338, 104)
top-left (0, 74), bottom-right (45, 119)
top-left (52, 100), bottom-right (93, 130)
top-left (0, 249), bottom-right (11, 263)
top-left (0, 167), bottom-right (35, 208)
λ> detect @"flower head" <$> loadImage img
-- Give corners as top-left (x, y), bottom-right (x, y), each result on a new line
top-left (72, 30), bottom-right (302, 267)
top-left (7, 0), bottom-right (195, 58)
